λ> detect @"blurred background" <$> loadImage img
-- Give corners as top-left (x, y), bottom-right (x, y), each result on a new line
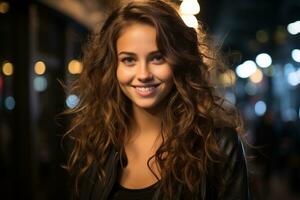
top-left (0, 0), bottom-right (299, 199)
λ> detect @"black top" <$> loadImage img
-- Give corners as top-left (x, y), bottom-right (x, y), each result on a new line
top-left (77, 127), bottom-right (251, 200)
top-left (108, 181), bottom-right (159, 200)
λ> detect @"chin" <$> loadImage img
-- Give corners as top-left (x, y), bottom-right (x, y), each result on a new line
top-left (133, 101), bottom-right (160, 110)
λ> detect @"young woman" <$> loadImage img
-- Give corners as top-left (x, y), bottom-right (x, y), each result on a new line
top-left (65, 0), bottom-right (251, 199)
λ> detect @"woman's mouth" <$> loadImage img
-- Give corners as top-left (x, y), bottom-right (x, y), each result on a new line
top-left (133, 84), bottom-right (160, 97)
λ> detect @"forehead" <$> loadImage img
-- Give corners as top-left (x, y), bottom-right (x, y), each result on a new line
top-left (116, 23), bottom-right (158, 52)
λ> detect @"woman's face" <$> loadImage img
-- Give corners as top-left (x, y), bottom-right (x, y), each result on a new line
top-left (116, 23), bottom-right (173, 111)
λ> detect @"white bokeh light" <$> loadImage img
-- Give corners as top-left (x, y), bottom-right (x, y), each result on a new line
top-left (235, 60), bottom-right (257, 78)
top-left (255, 53), bottom-right (272, 68)
top-left (287, 72), bottom-right (299, 86)
top-left (180, 0), bottom-right (200, 15)
top-left (287, 21), bottom-right (300, 35)
top-left (180, 14), bottom-right (198, 28)
top-left (291, 49), bottom-right (300, 62)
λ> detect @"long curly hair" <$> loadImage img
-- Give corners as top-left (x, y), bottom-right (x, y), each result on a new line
top-left (64, 0), bottom-right (242, 199)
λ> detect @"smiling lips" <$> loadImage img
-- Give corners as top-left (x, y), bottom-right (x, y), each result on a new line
top-left (133, 84), bottom-right (160, 97)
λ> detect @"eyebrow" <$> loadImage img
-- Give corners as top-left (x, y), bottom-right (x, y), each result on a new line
top-left (117, 51), bottom-right (162, 56)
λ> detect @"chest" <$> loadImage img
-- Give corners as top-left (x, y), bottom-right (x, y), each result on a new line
top-left (118, 139), bottom-right (161, 189)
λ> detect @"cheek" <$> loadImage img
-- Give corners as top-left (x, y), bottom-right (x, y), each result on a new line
top-left (116, 66), bottom-right (133, 84)
top-left (153, 66), bottom-right (173, 81)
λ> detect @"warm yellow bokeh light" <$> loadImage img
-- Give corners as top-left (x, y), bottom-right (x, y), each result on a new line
top-left (274, 26), bottom-right (287, 45)
top-left (34, 61), bottom-right (46, 75)
top-left (68, 59), bottom-right (83, 74)
top-left (256, 30), bottom-right (269, 43)
top-left (2, 62), bottom-right (13, 76)
top-left (0, 2), bottom-right (9, 14)
top-left (250, 68), bottom-right (263, 83)
top-left (220, 69), bottom-right (236, 87)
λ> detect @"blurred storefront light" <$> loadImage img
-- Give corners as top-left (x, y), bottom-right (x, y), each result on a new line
top-left (235, 60), bottom-right (257, 78)
top-left (68, 59), bottom-right (83, 74)
top-left (2, 61), bottom-right (13, 76)
top-left (34, 61), bottom-right (46, 75)
top-left (287, 21), bottom-right (300, 35)
top-left (254, 100), bottom-right (267, 116)
top-left (255, 53), bottom-right (272, 68)
top-left (66, 94), bottom-right (79, 109)
top-left (180, 0), bottom-right (200, 15)
top-left (291, 49), bottom-right (300, 62)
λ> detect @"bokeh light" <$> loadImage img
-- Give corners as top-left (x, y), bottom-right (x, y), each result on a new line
top-left (284, 63), bottom-right (295, 76)
top-left (180, 14), bottom-right (198, 28)
top-left (291, 49), bottom-right (300, 62)
top-left (220, 69), bottom-right (236, 87)
top-left (255, 53), bottom-right (272, 68)
top-left (236, 60), bottom-right (257, 78)
top-left (33, 76), bottom-right (48, 92)
top-left (0, 2), bottom-right (9, 14)
top-left (287, 21), bottom-right (300, 35)
top-left (250, 68), bottom-right (263, 83)
top-left (287, 72), bottom-right (299, 86)
top-left (254, 100), bottom-right (267, 116)
top-left (34, 61), bottom-right (46, 75)
top-left (283, 108), bottom-right (297, 122)
top-left (2, 61), bottom-right (13, 76)
top-left (5, 96), bottom-right (15, 110)
top-left (68, 59), bottom-right (83, 74)
top-left (256, 30), bottom-right (269, 43)
top-left (66, 94), bottom-right (80, 109)
top-left (180, 0), bottom-right (200, 15)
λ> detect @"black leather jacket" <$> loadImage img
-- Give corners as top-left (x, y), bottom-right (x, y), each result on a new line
top-left (76, 127), bottom-right (251, 200)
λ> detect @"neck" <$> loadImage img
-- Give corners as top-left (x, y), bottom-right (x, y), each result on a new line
top-left (130, 105), bottom-right (162, 139)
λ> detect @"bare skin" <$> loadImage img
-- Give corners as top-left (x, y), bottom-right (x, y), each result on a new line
top-left (116, 23), bottom-right (173, 189)
top-left (119, 106), bottom-right (162, 189)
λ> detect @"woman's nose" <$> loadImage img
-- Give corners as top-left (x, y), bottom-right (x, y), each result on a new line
top-left (136, 62), bottom-right (153, 82)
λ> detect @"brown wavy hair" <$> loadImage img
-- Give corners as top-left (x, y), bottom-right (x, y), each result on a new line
top-left (64, 0), bottom-right (242, 199)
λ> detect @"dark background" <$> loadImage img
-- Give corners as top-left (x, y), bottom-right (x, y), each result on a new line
top-left (0, 0), bottom-right (299, 199)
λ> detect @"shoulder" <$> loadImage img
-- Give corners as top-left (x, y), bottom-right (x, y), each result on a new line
top-left (214, 127), bottom-right (245, 158)
top-left (213, 126), bottom-right (248, 182)
top-left (213, 127), bottom-right (251, 199)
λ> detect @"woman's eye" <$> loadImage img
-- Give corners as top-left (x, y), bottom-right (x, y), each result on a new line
top-left (121, 57), bottom-right (136, 66)
top-left (151, 54), bottom-right (165, 64)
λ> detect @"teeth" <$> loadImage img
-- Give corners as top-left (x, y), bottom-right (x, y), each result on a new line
top-left (135, 87), bottom-right (155, 92)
